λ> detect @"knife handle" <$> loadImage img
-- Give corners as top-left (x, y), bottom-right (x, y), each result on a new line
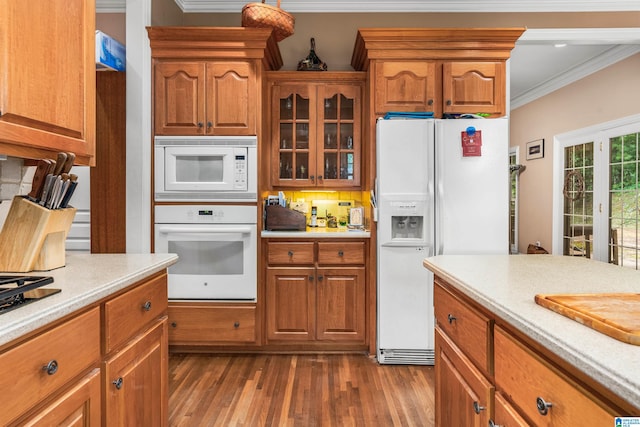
top-left (27, 159), bottom-right (52, 200)
top-left (59, 181), bottom-right (78, 209)
top-left (61, 152), bottom-right (75, 174)
top-left (52, 152), bottom-right (67, 176)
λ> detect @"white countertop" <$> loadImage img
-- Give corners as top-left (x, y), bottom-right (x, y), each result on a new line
top-left (0, 252), bottom-right (178, 348)
top-left (262, 227), bottom-right (370, 238)
top-left (422, 254), bottom-right (640, 411)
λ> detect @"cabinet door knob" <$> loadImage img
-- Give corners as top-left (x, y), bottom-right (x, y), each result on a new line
top-left (171, 322), bottom-right (177, 328)
top-left (318, 275), bottom-right (324, 281)
top-left (207, 121), bottom-right (212, 129)
top-left (318, 175), bottom-right (323, 181)
top-left (42, 359), bottom-right (59, 376)
top-left (310, 176), bottom-right (315, 183)
top-left (428, 99), bottom-right (434, 106)
top-left (472, 401), bottom-right (485, 414)
top-left (536, 397), bottom-right (552, 416)
top-left (234, 321), bottom-right (240, 328)
top-left (309, 275), bottom-right (314, 281)
top-left (338, 250), bottom-right (344, 257)
top-left (142, 301), bottom-right (152, 311)
top-left (197, 122), bottom-right (204, 128)
top-left (488, 420), bottom-right (502, 427)
top-left (447, 314), bottom-right (457, 324)
top-left (446, 100), bottom-right (452, 106)
top-left (288, 250), bottom-right (294, 257)
top-left (113, 377), bottom-right (124, 390)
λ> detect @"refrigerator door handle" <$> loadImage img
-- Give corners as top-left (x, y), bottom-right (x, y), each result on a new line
top-left (435, 127), bottom-right (445, 255)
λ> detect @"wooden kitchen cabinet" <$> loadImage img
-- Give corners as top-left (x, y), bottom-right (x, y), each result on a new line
top-left (103, 271), bottom-right (169, 427)
top-left (435, 328), bottom-right (493, 427)
top-left (267, 72), bottom-right (365, 189)
top-left (153, 61), bottom-right (257, 136)
top-left (494, 325), bottom-right (619, 426)
top-left (352, 28), bottom-right (524, 119)
top-left (104, 319), bottom-right (168, 427)
top-left (373, 60), bottom-right (505, 117)
top-left (433, 275), bottom-right (634, 427)
top-left (0, 0), bottom-right (96, 165)
top-left (168, 302), bottom-right (258, 346)
top-left (17, 369), bottom-right (101, 427)
top-left (433, 281), bottom-right (491, 376)
top-left (0, 270), bottom-right (170, 426)
top-left (442, 61), bottom-right (505, 116)
top-left (0, 308), bottom-right (101, 426)
top-left (148, 26), bottom-right (282, 138)
top-left (264, 239), bottom-right (367, 348)
top-left (433, 280), bottom-right (494, 426)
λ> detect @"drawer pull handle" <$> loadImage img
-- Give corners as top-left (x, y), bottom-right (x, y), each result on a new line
top-left (472, 401), bottom-right (485, 414)
top-left (142, 301), bottom-right (152, 311)
top-left (338, 250), bottom-right (344, 257)
top-left (447, 314), bottom-right (457, 324)
top-left (536, 397), bottom-right (552, 416)
top-left (113, 377), bottom-right (124, 390)
top-left (288, 250), bottom-right (294, 257)
top-left (234, 321), bottom-right (240, 328)
top-left (43, 360), bottom-right (58, 376)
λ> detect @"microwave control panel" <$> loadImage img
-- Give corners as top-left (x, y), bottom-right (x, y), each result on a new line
top-left (234, 153), bottom-right (247, 190)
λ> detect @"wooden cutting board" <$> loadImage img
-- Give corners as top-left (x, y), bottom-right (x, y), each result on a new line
top-left (535, 293), bottom-right (640, 346)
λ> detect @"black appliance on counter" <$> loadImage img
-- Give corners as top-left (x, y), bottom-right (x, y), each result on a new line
top-left (0, 276), bottom-right (59, 314)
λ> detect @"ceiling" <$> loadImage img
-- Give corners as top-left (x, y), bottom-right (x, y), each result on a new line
top-left (95, 0), bottom-right (640, 108)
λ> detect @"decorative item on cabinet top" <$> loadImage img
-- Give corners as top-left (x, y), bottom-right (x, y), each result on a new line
top-left (297, 38), bottom-right (328, 71)
top-left (241, 0), bottom-right (295, 42)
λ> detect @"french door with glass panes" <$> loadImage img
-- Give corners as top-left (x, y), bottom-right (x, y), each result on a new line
top-left (553, 115), bottom-right (640, 269)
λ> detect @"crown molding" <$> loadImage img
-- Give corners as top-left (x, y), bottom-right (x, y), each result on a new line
top-left (96, 0), bottom-right (126, 13)
top-left (172, 0), bottom-right (640, 13)
top-left (511, 44), bottom-right (640, 109)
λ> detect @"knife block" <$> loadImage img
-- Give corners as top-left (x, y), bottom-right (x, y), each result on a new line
top-left (0, 196), bottom-right (76, 272)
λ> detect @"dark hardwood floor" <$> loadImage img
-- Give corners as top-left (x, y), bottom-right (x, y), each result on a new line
top-left (169, 353), bottom-right (435, 426)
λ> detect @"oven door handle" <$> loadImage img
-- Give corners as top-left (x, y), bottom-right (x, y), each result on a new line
top-left (156, 226), bottom-right (253, 235)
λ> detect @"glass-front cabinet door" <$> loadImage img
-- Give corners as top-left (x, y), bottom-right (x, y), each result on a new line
top-left (318, 85), bottom-right (361, 187)
top-left (270, 77), bottom-right (362, 188)
top-left (272, 84), bottom-right (316, 187)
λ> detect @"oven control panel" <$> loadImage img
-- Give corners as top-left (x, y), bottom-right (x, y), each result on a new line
top-left (155, 205), bottom-right (257, 224)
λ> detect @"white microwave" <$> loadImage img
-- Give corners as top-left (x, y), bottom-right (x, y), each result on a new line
top-left (154, 136), bottom-right (257, 202)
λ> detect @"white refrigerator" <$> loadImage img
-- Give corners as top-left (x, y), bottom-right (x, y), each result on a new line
top-left (376, 118), bottom-right (509, 365)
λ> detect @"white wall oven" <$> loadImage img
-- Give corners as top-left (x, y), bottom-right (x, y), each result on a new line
top-left (154, 135), bottom-right (257, 202)
top-left (154, 205), bottom-right (257, 301)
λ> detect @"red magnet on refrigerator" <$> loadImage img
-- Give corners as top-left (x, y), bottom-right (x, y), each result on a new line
top-left (461, 126), bottom-right (482, 157)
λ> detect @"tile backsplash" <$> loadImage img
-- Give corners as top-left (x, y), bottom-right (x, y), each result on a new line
top-left (0, 157), bottom-right (35, 228)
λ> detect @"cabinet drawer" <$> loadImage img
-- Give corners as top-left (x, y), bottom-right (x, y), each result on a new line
top-left (169, 304), bottom-right (257, 344)
top-left (0, 308), bottom-right (100, 426)
top-left (494, 326), bottom-right (617, 426)
top-left (267, 242), bottom-right (315, 265)
top-left (434, 282), bottom-right (491, 374)
top-left (317, 241), bottom-right (365, 265)
top-left (104, 273), bottom-right (168, 353)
